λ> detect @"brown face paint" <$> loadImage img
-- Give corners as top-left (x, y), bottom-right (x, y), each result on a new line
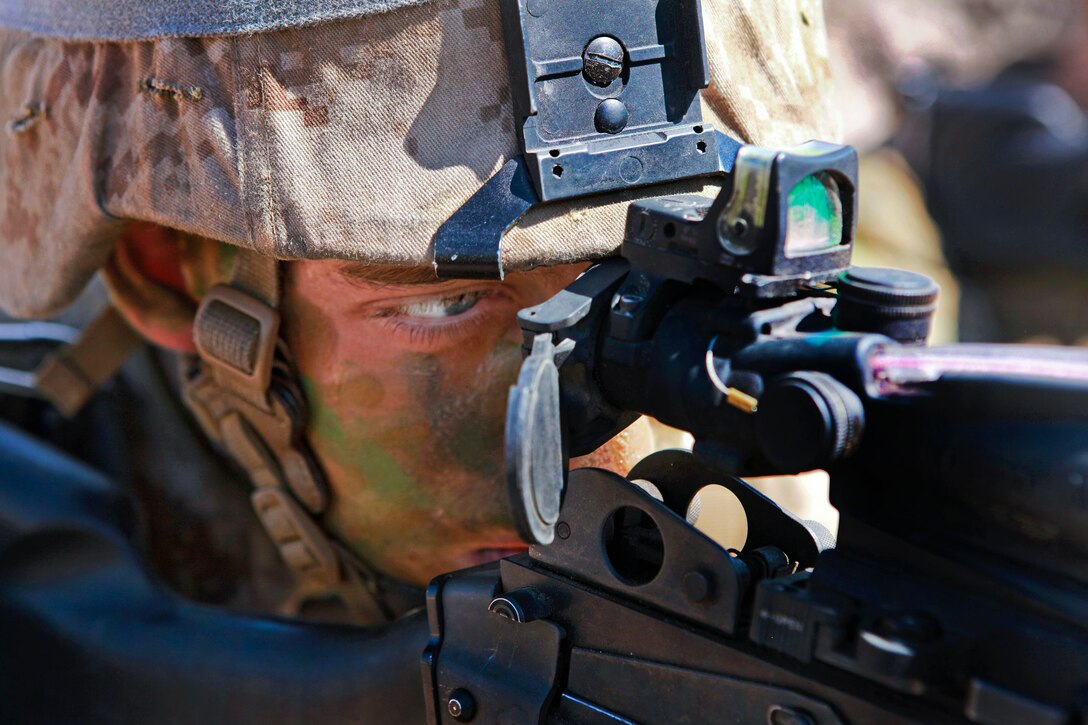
top-left (305, 377), bottom-right (427, 507)
top-left (413, 339), bottom-right (522, 481)
top-left (281, 283), bottom-right (340, 374)
top-left (333, 363), bottom-right (385, 409)
top-left (283, 260), bottom-right (654, 586)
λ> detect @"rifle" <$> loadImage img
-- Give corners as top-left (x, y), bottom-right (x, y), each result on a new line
top-left (420, 142), bottom-right (1088, 725)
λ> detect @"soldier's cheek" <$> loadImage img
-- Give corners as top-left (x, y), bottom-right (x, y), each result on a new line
top-left (403, 341), bottom-right (524, 482)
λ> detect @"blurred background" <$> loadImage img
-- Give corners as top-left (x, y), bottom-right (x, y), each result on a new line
top-left (830, 0), bottom-right (1088, 347)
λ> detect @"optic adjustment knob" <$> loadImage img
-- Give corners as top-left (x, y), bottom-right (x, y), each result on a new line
top-left (756, 372), bottom-right (865, 473)
top-left (834, 267), bottom-right (939, 345)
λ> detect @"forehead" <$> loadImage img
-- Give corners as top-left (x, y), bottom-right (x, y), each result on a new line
top-left (334, 262), bottom-right (444, 287)
top-left (326, 260), bottom-right (585, 289)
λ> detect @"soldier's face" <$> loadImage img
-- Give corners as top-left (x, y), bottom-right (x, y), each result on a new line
top-left (282, 260), bottom-right (653, 585)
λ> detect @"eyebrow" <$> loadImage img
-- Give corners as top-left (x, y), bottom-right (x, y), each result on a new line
top-left (334, 262), bottom-right (447, 287)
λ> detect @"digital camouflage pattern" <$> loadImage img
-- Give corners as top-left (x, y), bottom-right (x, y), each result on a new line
top-left (0, 0), bottom-right (435, 40)
top-left (0, 0), bottom-right (837, 319)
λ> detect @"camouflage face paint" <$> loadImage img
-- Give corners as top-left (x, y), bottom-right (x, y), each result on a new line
top-left (303, 376), bottom-right (426, 509)
top-left (413, 339), bottom-right (522, 481)
top-left (283, 260), bottom-right (653, 585)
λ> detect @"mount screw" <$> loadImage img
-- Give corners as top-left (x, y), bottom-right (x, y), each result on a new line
top-left (583, 36), bottom-right (625, 87)
top-left (448, 689), bottom-right (476, 722)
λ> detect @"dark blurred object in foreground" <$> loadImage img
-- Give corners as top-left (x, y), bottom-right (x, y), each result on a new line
top-left (900, 63), bottom-right (1088, 344)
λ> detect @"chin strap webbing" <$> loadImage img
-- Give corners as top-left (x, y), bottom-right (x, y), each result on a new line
top-left (32, 306), bottom-right (145, 417)
top-left (184, 250), bottom-right (392, 624)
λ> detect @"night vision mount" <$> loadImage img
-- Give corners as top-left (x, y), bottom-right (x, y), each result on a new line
top-left (433, 0), bottom-right (742, 279)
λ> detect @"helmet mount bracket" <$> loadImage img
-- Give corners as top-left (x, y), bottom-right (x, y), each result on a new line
top-left (433, 0), bottom-right (743, 280)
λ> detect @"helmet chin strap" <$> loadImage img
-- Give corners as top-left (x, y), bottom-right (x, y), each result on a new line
top-left (184, 249), bottom-right (393, 624)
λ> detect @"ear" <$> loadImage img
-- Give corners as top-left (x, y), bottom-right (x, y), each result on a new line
top-left (102, 223), bottom-right (224, 353)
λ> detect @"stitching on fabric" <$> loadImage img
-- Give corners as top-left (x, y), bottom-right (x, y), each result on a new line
top-left (252, 33), bottom-right (289, 255)
top-left (228, 35), bottom-right (259, 249)
top-left (138, 77), bottom-right (205, 102)
top-left (8, 103), bottom-right (46, 135)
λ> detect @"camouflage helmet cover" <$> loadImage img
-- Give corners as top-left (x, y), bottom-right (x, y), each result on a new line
top-left (0, 0), bottom-right (838, 318)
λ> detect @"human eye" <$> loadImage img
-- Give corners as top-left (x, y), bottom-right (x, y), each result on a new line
top-left (373, 289), bottom-right (508, 348)
top-left (385, 291), bottom-right (486, 320)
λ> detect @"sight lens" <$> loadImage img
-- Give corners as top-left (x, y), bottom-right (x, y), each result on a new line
top-left (785, 172), bottom-right (843, 256)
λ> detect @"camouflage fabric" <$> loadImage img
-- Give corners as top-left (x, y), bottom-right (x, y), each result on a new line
top-left (0, 0), bottom-right (431, 40)
top-left (0, 0), bottom-right (838, 318)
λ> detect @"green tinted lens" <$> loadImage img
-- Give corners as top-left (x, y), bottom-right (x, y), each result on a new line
top-left (785, 172), bottom-right (844, 256)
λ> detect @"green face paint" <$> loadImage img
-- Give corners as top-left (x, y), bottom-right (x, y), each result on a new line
top-left (281, 259), bottom-right (621, 585)
top-left (216, 244), bottom-right (238, 283)
top-left (303, 375), bottom-right (429, 509)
